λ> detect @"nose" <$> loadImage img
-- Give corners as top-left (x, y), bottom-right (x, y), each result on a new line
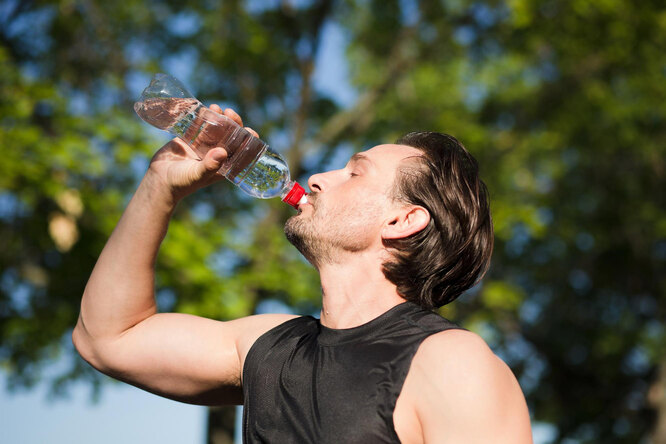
top-left (307, 172), bottom-right (325, 193)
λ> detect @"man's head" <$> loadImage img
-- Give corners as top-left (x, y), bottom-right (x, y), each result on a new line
top-left (384, 132), bottom-right (493, 309)
top-left (285, 132), bottom-right (493, 309)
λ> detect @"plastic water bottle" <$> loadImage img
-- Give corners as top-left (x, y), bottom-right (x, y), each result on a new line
top-left (133, 73), bottom-right (307, 208)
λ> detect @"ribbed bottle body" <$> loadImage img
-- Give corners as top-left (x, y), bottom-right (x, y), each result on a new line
top-left (134, 74), bottom-right (306, 207)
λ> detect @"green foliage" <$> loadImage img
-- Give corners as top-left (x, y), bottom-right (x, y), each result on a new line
top-left (0, 0), bottom-right (665, 442)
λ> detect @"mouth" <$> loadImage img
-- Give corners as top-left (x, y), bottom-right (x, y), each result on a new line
top-left (296, 202), bottom-right (310, 214)
top-left (297, 194), bottom-right (314, 213)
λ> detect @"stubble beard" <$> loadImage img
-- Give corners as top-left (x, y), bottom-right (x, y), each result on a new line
top-left (284, 196), bottom-right (384, 268)
top-left (284, 215), bottom-right (332, 268)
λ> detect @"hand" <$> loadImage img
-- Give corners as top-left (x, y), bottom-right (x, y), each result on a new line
top-left (145, 105), bottom-right (260, 203)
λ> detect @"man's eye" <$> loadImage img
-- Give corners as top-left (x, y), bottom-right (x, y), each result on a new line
top-left (350, 172), bottom-right (359, 177)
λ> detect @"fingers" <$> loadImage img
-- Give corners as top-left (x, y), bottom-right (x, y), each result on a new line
top-left (209, 103), bottom-right (239, 126)
top-left (210, 104), bottom-right (259, 138)
top-left (223, 107), bottom-right (243, 127)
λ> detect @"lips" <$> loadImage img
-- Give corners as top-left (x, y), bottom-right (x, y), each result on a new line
top-left (300, 193), bottom-right (315, 207)
top-left (297, 195), bottom-right (315, 213)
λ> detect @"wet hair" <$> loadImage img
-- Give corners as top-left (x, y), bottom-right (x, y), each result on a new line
top-left (382, 132), bottom-right (494, 309)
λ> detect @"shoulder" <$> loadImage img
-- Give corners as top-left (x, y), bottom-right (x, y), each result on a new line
top-left (410, 329), bottom-right (513, 403)
top-left (233, 314), bottom-right (301, 369)
top-left (403, 329), bottom-right (533, 443)
top-left (414, 329), bottom-right (500, 373)
top-left (411, 329), bottom-right (520, 403)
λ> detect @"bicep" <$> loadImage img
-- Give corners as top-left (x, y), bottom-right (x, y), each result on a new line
top-left (79, 312), bottom-right (295, 405)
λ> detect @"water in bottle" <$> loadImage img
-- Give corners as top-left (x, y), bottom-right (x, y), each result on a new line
top-left (134, 74), bottom-right (307, 208)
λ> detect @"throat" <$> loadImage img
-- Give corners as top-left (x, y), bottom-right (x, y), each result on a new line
top-left (318, 263), bottom-right (406, 329)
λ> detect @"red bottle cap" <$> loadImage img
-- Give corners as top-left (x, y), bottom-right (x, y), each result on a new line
top-left (282, 182), bottom-right (306, 209)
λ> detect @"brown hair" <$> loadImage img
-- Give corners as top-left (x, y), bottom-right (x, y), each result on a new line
top-left (383, 132), bottom-right (494, 309)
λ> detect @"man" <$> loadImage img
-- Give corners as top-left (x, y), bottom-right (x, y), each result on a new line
top-left (73, 105), bottom-right (533, 443)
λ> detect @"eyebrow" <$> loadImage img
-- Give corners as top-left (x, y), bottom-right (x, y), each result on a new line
top-left (349, 153), bottom-right (373, 166)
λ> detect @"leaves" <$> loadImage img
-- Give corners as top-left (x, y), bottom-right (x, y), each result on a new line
top-left (0, 0), bottom-right (665, 442)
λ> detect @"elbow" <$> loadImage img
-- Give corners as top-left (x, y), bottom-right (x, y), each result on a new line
top-left (72, 317), bottom-right (108, 372)
top-left (71, 319), bottom-right (88, 358)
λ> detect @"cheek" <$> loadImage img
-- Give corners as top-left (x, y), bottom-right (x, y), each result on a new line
top-left (315, 187), bottom-right (387, 223)
top-left (326, 197), bottom-right (362, 220)
top-left (343, 199), bottom-right (386, 228)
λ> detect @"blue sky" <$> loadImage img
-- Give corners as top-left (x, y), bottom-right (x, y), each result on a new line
top-left (0, 372), bottom-right (207, 444)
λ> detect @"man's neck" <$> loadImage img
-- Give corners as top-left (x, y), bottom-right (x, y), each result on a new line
top-left (317, 252), bottom-right (405, 329)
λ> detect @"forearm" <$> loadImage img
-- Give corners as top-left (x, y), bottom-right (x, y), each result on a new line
top-left (76, 172), bottom-right (177, 341)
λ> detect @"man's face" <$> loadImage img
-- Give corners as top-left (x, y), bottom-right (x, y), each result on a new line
top-left (284, 144), bottom-right (423, 267)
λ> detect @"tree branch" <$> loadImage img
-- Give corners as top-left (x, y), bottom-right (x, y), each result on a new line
top-left (307, 25), bottom-right (420, 158)
top-left (286, 0), bottom-right (334, 178)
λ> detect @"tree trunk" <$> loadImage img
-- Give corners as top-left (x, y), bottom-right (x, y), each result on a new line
top-left (649, 360), bottom-right (666, 444)
top-left (207, 406), bottom-right (237, 444)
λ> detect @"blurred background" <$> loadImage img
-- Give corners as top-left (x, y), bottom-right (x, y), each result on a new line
top-left (0, 0), bottom-right (664, 443)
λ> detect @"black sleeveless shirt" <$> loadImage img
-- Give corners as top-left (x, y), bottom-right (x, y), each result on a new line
top-left (242, 301), bottom-right (462, 443)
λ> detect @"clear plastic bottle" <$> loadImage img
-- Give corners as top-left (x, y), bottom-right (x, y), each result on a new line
top-left (133, 73), bottom-right (307, 208)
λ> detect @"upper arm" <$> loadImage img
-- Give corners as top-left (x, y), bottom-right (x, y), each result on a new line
top-left (407, 330), bottom-right (533, 444)
top-left (73, 312), bottom-right (296, 406)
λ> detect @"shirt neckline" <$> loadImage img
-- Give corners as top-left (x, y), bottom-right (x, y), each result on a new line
top-left (316, 301), bottom-right (418, 346)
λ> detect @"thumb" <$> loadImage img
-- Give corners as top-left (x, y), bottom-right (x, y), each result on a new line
top-left (199, 148), bottom-right (228, 174)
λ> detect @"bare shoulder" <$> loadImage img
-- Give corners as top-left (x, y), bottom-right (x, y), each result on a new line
top-left (404, 329), bottom-right (533, 444)
top-left (410, 329), bottom-right (517, 407)
top-left (414, 329), bottom-right (501, 373)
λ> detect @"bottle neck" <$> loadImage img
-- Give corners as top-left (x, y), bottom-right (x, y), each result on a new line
top-left (281, 181), bottom-right (307, 209)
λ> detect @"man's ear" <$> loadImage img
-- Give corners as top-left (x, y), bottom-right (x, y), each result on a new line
top-left (382, 206), bottom-right (430, 240)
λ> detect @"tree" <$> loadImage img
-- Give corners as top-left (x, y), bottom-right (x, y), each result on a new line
top-left (1, 0), bottom-right (664, 442)
top-left (341, 0), bottom-right (665, 441)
